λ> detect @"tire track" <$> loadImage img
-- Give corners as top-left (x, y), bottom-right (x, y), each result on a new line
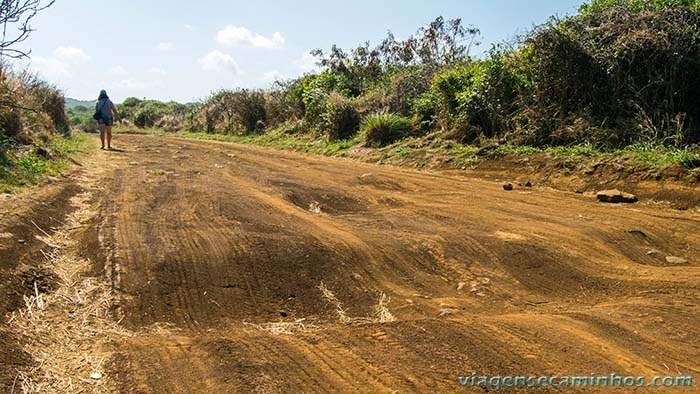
top-left (83, 134), bottom-right (700, 393)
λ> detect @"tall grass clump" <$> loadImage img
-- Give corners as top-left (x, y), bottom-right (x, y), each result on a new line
top-left (361, 112), bottom-right (413, 147)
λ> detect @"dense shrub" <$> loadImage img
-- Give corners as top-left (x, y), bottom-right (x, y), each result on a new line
top-left (320, 93), bottom-right (360, 141)
top-left (298, 71), bottom-right (355, 128)
top-left (0, 65), bottom-right (67, 143)
top-left (385, 67), bottom-right (434, 117)
top-left (0, 106), bottom-right (22, 139)
top-left (155, 114), bottom-right (185, 132)
top-left (361, 112), bottom-right (413, 147)
top-left (133, 105), bottom-right (159, 128)
top-left (231, 89), bottom-right (267, 134)
top-left (411, 91), bottom-right (439, 134)
top-left (205, 89), bottom-right (267, 134)
top-left (0, 63), bottom-right (76, 190)
top-left (119, 98), bottom-right (196, 130)
top-left (516, 0), bottom-right (700, 146)
top-left (455, 49), bottom-right (525, 140)
top-left (22, 73), bottom-right (69, 134)
top-left (266, 79), bottom-right (305, 126)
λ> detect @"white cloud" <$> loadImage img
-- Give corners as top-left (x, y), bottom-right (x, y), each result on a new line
top-left (25, 46), bottom-right (91, 80)
top-left (148, 67), bottom-right (167, 75)
top-left (262, 70), bottom-right (285, 83)
top-left (157, 42), bottom-right (174, 51)
top-left (110, 65), bottom-right (128, 76)
top-left (198, 50), bottom-right (241, 74)
top-left (294, 52), bottom-right (319, 73)
top-left (53, 46), bottom-right (91, 64)
top-left (184, 24), bottom-right (193, 30)
top-left (216, 26), bottom-right (285, 49)
top-left (116, 78), bottom-right (164, 90)
top-left (116, 79), bottom-right (147, 89)
top-left (29, 56), bottom-right (69, 78)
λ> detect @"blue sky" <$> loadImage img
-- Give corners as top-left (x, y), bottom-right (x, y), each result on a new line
top-left (14, 0), bottom-right (583, 103)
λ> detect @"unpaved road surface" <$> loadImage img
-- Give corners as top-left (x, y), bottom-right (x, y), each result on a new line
top-left (4, 133), bottom-right (700, 393)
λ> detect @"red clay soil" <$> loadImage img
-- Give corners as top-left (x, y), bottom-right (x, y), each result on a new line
top-left (3, 133), bottom-right (700, 393)
top-left (0, 180), bottom-right (84, 393)
top-left (462, 153), bottom-right (700, 210)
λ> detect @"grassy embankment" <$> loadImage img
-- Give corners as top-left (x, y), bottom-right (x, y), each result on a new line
top-left (0, 133), bottom-right (93, 193)
top-left (113, 124), bottom-right (700, 177)
top-left (0, 64), bottom-right (94, 194)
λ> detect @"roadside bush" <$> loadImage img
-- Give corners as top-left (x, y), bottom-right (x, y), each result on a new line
top-left (231, 89), bottom-right (267, 134)
top-left (155, 114), bottom-right (185, 132)
top-left (300, 71), bottom-right (356, 126)
top-left (22, 73), bottom-right (69, 134)
top-left (515, 0), bottom-right (700, 146)
top-left (0, 106), bottom-right (22, 139)
top-left (421, 51), bottom-right (524, 142)
top-left (207, 90), bottom-right (237, 133)
top-left (133, 105), bottom-right (159, 128)
top-left (112, 6), bottom-right (700, 152)
top-left (411, 92), bottom-right (439, 134)
top-left (0, 65), bottom-right (67, 144)
top-left (0, 63), bottom-right (76, 190)
top-left (431, 63), bottom-right (473, 115)
top-left (361, 112), bottom-right (413, 147)
top-left (75, 121), bottom-right (99, 133)
top-left (119, 98), bottom-right (196, 130)
top-left (118, 97), bottom-right (143, 120)
top-left (320, 92), bottom-right (360, 141)
top-left (204, 89), bottom-right (267, 134)
top-left (199, 100), bottom-right (219, 134)
top-left (265, 79), bottom-right (305, 126)
top-left (386, 67), bottom-right (434, 117)
top-left (353, 88), bottom-right (388, 118)
top-left (454, 49), bottom-right (524, 140)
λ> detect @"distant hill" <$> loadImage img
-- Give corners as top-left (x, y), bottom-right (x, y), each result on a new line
top-left (65, 98), bottom-right (96, 110)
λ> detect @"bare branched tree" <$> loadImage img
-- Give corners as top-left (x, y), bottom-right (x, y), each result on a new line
top-left (0, 0), bottom-right (56, 60)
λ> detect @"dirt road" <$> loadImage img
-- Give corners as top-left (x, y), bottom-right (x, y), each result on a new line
top-left (4, 133), bottom-right (700, 393)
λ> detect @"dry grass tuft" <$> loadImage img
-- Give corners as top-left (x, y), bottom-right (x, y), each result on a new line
top-left (374, 292), bottom-right (396, 323)
top-left (243, 318), bottom-right (320, 336)
top-left (318, 281), bottom-right (352, 323)
top-left (318, 281), bottom-right (396, 325)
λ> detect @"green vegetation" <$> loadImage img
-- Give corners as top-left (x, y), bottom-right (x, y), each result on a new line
top-left (66, 104), bottom-right (97, 133)
top-left (118, 97), bottom-right (198, 130)
top-left (0, 63), bottom-right (91, 192)
top-left (102, 1), bottom-right (700, 175)
top-left (65, 98), bottom-right (95, 110)
top-left (361, 113), bottom-right (413, 147)
top-left (0, 133), bottom-right (90, 192)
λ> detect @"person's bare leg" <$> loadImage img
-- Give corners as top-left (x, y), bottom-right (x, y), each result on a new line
top-left (106, 125), bottom-right (113, 149)
top-left (99, 124), bottom-right (106, 149)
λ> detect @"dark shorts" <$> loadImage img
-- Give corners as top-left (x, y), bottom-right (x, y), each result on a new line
top-left (98, 117), bottom-right (114, 126)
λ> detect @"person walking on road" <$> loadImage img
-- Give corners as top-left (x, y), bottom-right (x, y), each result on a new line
top-left (95, 89), bottom-right (122, 150)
